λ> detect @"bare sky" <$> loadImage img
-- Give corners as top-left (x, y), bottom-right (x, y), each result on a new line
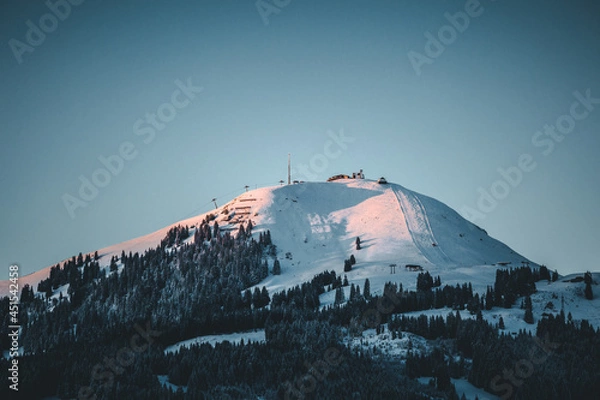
top-left (1, 0), bottom-right (599, 277)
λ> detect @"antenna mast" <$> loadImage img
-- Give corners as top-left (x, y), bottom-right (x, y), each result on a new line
top-left (288, 153), bottom-right (291, 185)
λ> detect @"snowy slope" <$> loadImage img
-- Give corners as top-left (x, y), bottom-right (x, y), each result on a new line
top-left (383, 272), bottom-right (600, 334)
top-left (244, 179), bottom-right (533, 297)
top-left (1, 179), bottom-right (532, 298)
top-left (164, 330), bottom-right (266, 354)
top-left (0, 210), bottom-right (211, 298)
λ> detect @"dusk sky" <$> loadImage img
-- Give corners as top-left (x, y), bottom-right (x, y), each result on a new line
top-left (1, 0), bottom-right (599, 278)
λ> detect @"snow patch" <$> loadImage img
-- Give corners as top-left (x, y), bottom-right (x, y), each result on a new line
top-left (164, 330), bottom-right (266, 354)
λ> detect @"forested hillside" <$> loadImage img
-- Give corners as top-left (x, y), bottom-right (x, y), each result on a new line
top-left (1, 214), bottom-right (598, 399)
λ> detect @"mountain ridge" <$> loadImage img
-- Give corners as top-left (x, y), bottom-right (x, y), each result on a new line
top-left (1, 179), bottom-right (534, 298)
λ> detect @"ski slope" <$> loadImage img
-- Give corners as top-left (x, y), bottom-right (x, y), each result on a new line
top-left (392, 185), bottom-right (453, 267)
top-left (235, 179), bottom-right (535, 298)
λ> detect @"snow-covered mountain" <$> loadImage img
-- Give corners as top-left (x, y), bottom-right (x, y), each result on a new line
top-left (1, 179), bottom-right (532, 298)
top-left (232, 179), bottom-right (535, 296)
top-left (4, 178), bottom-right (599, 400)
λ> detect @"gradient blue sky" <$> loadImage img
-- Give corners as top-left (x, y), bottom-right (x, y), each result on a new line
top-left (1, 0), bottom-right (599, 278)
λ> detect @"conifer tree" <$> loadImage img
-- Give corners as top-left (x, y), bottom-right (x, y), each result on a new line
top-left (261, 286), bottom-right (270, 307)
top-left (363, 279), bottom-right (371, 299)
top-left (243, 289), bottom-right (252, 309)
top-left (417, 271), bottom-right (434, 291)
top-left (272, 259), bottom-right (281, 275)
top-left (344, 259), bottom-right (352, 272)
top-left (252, 287), bottom-right (261, 308)
top-left (585, 282), bottom-right (593, 300)
top-left (584, 271), bottom-right (593, 300)
top-left (20, 284), bottom-right (34, 303)
top-left (524, 296), bottom-right (534, 324)
top-left (237, 224), bottom-right (246, 240)
top-left (434, 363), bottom-right (452, 391)
top-left (485, 287), bottom-right (494, 310)
top-left (109, 256), bottom-right (118, 272)
top-left (334, 287), bottom-right (345, 305)
top-left (539, 265), bottom-right (550, 281)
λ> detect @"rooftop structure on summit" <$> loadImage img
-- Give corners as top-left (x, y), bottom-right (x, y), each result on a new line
top-left (327, 174), bottom-right (350, 182)
top-left (328, 168), bottom-right (365, 182)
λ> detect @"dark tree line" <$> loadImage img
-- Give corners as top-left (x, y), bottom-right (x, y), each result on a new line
top-left (4, 219), bottom-right (283, 398)
top-left (470, 311), bottom-right (600, 399)
top-left (270, 270), bottom-right (337, 309)
top-left (489, 266), bottom-right (538, 309)
top-left (417, 271), bottom-right (441, 292)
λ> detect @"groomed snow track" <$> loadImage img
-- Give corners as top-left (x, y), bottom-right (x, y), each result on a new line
top-left (392, 186), bottom-right (453, 267)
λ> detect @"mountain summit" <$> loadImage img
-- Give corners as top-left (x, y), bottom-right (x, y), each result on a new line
top-left (221, 178), bottom-right (533, 294)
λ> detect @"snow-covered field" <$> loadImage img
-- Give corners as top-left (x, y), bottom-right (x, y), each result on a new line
top-left (451, 378), bottom-right (499, 400)
top-left (417, 377), bottom-right (499, 400)
top-left (344, 326), bottom-right (430, 359)
top-left (157, 375), bottom-right (188, 393)
top-left (346, 326), bottom-right (500, 399)
top-left (398, 272), bottom-right (600, 334)
top-left (164, 330), bottom-right (266, 354)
